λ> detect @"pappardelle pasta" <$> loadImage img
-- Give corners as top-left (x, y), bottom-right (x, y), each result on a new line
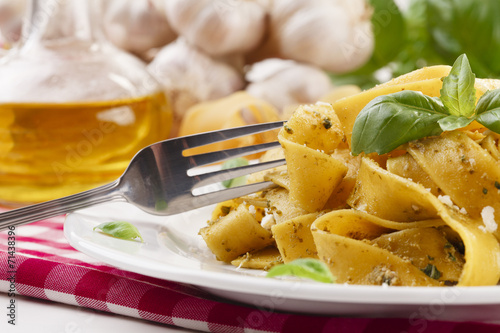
top-left (199, 60), bottom-right (500, 287)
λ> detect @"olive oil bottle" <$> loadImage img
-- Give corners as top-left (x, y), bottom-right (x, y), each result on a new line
top-left (0, 0), bottom-right (173, 206)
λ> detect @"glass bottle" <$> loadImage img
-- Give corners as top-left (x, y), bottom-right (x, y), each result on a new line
top-left (0, 0), bottom-right (173, 206)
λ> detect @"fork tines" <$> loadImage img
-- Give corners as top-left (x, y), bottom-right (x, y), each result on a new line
top-left (187, 141), bottom-right (282, 169)
top-left (181, 121), bottom-right (285, 151)
top-left (193, 157), bottom-right (286, 189)
top-left (186, 121), bottom-right (286, 202)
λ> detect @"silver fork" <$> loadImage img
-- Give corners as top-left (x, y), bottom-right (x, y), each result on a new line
top-left (0, 121), bottom-right (286, 231)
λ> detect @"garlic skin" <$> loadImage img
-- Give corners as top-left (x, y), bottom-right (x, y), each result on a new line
top-left (102, 0), bottom-right (176, 55)
top-left (165, 0), bottom-right (267, 57)
top-left (245, 58), bottom-right (333, 114)
top-left (147, 38), bottom-right (245, 136)
top-left (269, 0), bottom-right (374, 74)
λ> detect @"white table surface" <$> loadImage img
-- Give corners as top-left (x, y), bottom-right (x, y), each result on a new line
top-left (0, 292), bottom-right (196, 333)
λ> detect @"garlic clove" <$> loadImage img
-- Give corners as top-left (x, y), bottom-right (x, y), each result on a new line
top-left (102, 0), bottom-right (177, 56)
top-left (147, 38), bottom-right (245, 136)
top-left (245, 58), bottom-right (333, 116)
top-left (165, 0), bottom-right (267, 57)
top-left (268, 0), bottom-right (374, 74)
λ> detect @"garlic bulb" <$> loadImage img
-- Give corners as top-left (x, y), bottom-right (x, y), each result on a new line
top-left (147, 38), bottom-right (245, 136)
top-left (102, 0), bottom-right (176, 55)
top-left (268, 0), bottom-right (374, 74)
top-left (165, 0), bottom-right (267, 56)
top-left (245, 58), bottom-right (333, 115)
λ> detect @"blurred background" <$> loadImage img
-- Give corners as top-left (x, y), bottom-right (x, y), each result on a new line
top-left (3, 0), bottom-right (499, 128)
top-left (0, 0), bottom-right (498, 205)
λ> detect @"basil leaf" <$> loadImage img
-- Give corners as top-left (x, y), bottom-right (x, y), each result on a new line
top-left (475, 89), bottom-right (500, 133)
top-left (94, 221), bottom-right (144, 242)
top-left (437, 115), bottom-right (474, 131)
top-left (221, 157), bottom-right (249, 188)
top-left (439, 54), bottom-right (476, 117)
top-left (351, 91), bottom-right (447, 156)
top-left (266, 258), bottom-right (335, 283)
top-left (476, 108), bottom-right (500, 134)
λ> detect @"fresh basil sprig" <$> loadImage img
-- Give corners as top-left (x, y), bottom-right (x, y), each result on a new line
top-left (93, 221), bottom-right (144, 242)
top-left (266, 258), bottom-right (335, 283)
top-left (351, 54), bottom-right (500, 155)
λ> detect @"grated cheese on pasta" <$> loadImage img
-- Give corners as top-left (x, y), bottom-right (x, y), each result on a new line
top-left (437, 195), bottom-right (454, 207)
top-left (261, 214), bottom-right (275, 230)
top-left (479, 206), bottom-right (497, 233)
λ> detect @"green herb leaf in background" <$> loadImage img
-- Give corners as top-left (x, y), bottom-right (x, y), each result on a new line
top-left (390, 0), bottom-right (445, 78)
top-left (266, 258), bottom-right (335, 283)
top-left (362, 0), bottom-right (407, 71)
top-left (334, 0), bottom-right (500, 89)
top-left (93, 221), bottom-right (144, 242)
top-left (351, 91), bottom-right (447, 155)
top-left (439, 54), bottom-right (476, 117)
top-left (221, 157), bottom-right (249, 188)
top-left (426, 0), bottom-right (500, 78)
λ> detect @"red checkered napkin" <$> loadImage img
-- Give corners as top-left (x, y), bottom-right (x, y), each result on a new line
top-left (1, 215), bottom-right (500, 332)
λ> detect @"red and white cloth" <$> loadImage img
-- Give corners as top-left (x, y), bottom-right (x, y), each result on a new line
top-left (1, 216), bottom-right (500, 332)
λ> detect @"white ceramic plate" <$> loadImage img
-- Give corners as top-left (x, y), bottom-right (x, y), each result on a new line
top-left (64, 202), bottom-right (500, 321)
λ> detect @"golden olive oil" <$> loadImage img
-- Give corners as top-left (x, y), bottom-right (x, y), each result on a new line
top-left (0, 91), bottom-right (172, 206)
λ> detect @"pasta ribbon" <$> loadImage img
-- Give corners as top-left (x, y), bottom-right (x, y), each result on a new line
top-left (278, 136), bottom-right (347, 212)
top-left (408, 131), bottom-right (500, 240)
top-left (199, 205), bottom-right (273, 263)
top-left (272, 212), bottom-right (320, 263)
top-left (340, 157), bottom-right (500, 286)
top-left (348, 158), bottom-right (439, 222)
top-left (278, 103), bottom-right (348, 212)
top-left (311, 212), bottom-right (442, 286)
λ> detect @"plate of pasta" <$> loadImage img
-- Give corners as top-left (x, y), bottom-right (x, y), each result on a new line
top-left (65, 201), bottom-right (500, 322)
top-left (66, 58), bottom-right (500, 321)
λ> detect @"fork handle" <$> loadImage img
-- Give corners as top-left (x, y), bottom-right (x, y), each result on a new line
top-left (0, 180), bottom-right (124, 231)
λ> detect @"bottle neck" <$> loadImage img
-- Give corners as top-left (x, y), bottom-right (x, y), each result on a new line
top-left (20, 0), bottom-right (105, 51)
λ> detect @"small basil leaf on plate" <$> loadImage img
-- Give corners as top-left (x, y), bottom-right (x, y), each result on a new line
top-left (439, 54), bottom-right (476, 117)
top-left (221, 157), bottom-right (249, 188)
top-left (475, 88), bottom-right (500, 133)
top-left (351, 90), bottom-right (447, 156)
top-left (93, 221), bottom-right (144, 242)
top-left (437, 115), bottom-right (475, 131)
top-left (266, 258), bottom-right (335, 283)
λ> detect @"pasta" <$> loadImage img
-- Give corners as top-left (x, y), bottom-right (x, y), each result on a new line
top-left (199, 65), bottom-right (500, 287)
